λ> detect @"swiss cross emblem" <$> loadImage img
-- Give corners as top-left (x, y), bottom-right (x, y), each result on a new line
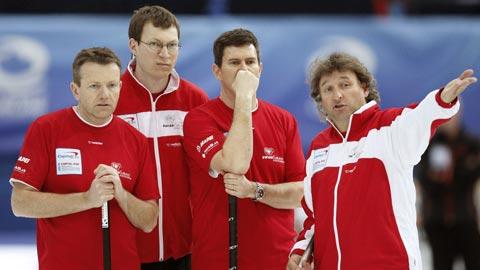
top-left (264, 147), bottom-right (274, 156)
top-left (111, 162), bottom-right (122, 172)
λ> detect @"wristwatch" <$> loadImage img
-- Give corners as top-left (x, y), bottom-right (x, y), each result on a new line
top-left (253, 182), bottom-right (265, 201)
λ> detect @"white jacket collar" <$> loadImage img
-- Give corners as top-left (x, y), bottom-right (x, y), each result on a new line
top-left (127, 58), bottom-right (180, 95)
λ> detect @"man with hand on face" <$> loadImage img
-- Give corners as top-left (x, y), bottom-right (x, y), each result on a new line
top-left (183, 28), bottom-right (306, 270)
top-left (10, 47), bottom-right (159, 270)
top-left (287, 52), bottom-right (478, 270)
top-left (114, 5), bottom-right (208, 270)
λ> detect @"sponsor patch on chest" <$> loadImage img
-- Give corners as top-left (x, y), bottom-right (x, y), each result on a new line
top-left (118, 114), bottom-right (139, 129)
top-left (56, 148), bottom-right (82, 175)
top-left (312, 147), bottom-right (329, 173)
top-left (261, 147), bottom-right (285, 163)
top-left (111, 162), bottom-right (132, 180)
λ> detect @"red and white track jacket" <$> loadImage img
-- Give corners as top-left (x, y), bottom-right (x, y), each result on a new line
top-left (115, 61), bottom-right (208, 262)
top-left (292, 90), bottom-right (459, 270)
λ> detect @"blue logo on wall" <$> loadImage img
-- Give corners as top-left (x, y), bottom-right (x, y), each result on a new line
top-left (0, 35), bottom-right (50, 119)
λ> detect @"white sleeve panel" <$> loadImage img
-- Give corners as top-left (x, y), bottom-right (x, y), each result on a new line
top-left (389, 90), bottom-right (459, 167)
top-left (304, 150), bottom-right (314, 214)
top-left (291, 150), bottom-right (315, 253)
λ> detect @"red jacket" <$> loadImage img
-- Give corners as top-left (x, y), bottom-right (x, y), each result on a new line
top-left (293, 90), bottom-right (458, 270)
top-left (114, 62), bottom-right (208, 262)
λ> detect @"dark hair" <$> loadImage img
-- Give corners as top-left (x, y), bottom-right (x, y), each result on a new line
top-left (213, 28), bottom-right (260, 67)
top-left (72, 47), bottom-right (121, 86)
top-left (128, 5), bottom-right (180, 41)
top-left (309, 52), bottom-right (380, 119)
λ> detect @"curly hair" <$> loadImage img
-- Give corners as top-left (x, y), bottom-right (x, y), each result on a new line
top-left (309, 52), bottom-right (380, 120)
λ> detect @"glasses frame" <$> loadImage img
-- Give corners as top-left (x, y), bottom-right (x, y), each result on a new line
top-left (139, 40), bottom-right (181, 54)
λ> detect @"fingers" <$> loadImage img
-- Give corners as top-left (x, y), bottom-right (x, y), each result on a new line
top-left (97, 174), bottom-right (125, 202)
top-left (441, 69), bottom-right (477, 103)
top-left (236, 69), bottom-right (259, 79)
top-left (223, 174), bottom-right (252, 199)
top-left (457, 69), bottom-right (477, 88)
top-left (286, 254), bottom-right (302, 270)
top-left (94, 166), bottom-right (126, 202)
top-left (94, 164), bottom-right (108, 175)
top-left (92, 178), bottom-right (114, 194)
top-left (94, 164), bottom-right (117, 178)
top-left (94, 164), bottom-right (121, 188)
top-left (87, 178), bottom-right (115, 207)
top-left (458, 69), bottom-right (474, 80)
top-left (451, 76), bottom-right (477, 95)
top-left (301, 262), bottom-right (313, 270)
top-left (224, 179), bottom-right (238, 194)
top-left (225, 187), bottom-right (237, 197)
top-left (223, 174), bottom-right (244, 187)
top-left (232, 69), bottom-right (260, 97)
top-left (100, 193), bottom-right (115, 203)
top-left (223, 173), bottom-right (241, 180)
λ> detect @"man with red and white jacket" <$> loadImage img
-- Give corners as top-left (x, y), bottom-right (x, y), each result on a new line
top-left (287, 52), bottom-right (477, 270)
top-left (114, 5), bottom-right (208, 270)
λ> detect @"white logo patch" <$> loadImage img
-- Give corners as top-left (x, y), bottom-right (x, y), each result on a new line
top-left (312, 148), bottom-right (329, 173)
top-left (56, 148), bottom-right (82, 175)
top-left (111, 161), bottom-right (131, 180)
top-left (17, 156), bottom-right (30, 164)
top-left (118, 114), bottom-right (139, 129)
top-left (262, 147), bottom-right (285, 163)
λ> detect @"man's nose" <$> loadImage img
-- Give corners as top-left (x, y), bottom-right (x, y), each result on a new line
top-left (98, 85), bottom-right (109, 98)
top-left (239, 61), bottom-right (248, 70)
top-left (157, 46), bottom-right (169, 57)
top-left (333, 89), bottom-right (343, 99)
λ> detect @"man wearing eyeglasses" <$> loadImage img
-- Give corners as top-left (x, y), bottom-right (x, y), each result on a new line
top-left (114, 5), bottom-right (209, 270)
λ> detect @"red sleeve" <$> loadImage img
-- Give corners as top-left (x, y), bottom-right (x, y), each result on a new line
top-left (132, 135), bottom-right (160, 201)
top-left (284, 115), bottom-right (306, 182)
top-left (429, 89), bottom-right (458, 139)
top-left (183, 109), bottom-right (225, 174)
top-left (10, 120), bottom-right (49, 190)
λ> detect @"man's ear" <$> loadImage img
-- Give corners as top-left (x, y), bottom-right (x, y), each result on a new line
top-left (128, 38), bottom-right (138, 56)
top-left (212, 63), bottom-right (221, 81)
top-left (70, 82), bottom-right (80, 101)
top-left (362, 83), bottom-right (369, 98)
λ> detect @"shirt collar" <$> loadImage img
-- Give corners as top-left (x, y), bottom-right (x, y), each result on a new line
top-left (127, 58), bottom-right (180, 95)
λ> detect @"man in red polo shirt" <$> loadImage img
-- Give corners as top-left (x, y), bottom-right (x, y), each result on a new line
top-left (10, 47), bottom-right (159, 270)
top-left (183, 28), bottom-right (306, 270)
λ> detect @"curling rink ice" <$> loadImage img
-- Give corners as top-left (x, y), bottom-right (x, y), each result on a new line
top-left (0, 232), bottom-right (467, 270)
top-left (0, 244), bottom-right (38, 269)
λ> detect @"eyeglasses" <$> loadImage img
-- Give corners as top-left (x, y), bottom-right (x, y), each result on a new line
top-left (139, 40), bottom-right (181, 53)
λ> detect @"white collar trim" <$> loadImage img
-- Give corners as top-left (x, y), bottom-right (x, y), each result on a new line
top-left (127, 59), bottom-right (180, 95)
top-left (72, 106), bottom-right (112, 128)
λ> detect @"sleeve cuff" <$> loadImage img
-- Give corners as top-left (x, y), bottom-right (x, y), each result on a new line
top-left (9, 178), bottom-right (39, 191)
top-left (435, 88), bottom-right (458, 108)
top-left (290, 248), bottom-right (305, 257)
top-left (208, 168), bottom-right (220, 178)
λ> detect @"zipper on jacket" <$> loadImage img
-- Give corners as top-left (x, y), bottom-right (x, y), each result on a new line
top-left (151, 98), bottom-right (165, 261)
top-left (328, 114), bottom-right (354, 270)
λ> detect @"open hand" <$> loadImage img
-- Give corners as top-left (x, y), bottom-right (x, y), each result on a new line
top-left (441, 69), bottom-right (477, 103)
